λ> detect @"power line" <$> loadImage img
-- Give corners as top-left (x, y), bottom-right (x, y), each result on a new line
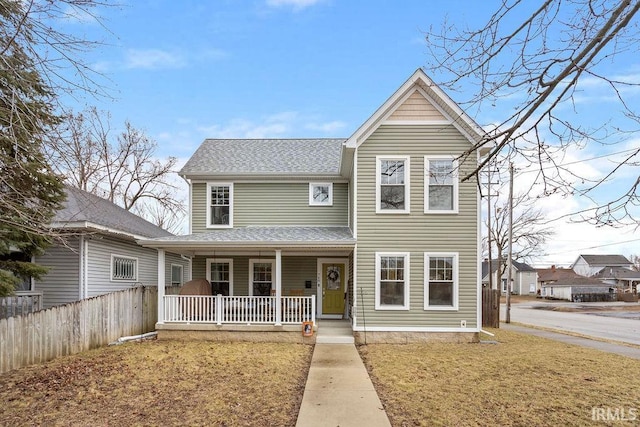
top-left (541, 237), bottom-right (640, 256)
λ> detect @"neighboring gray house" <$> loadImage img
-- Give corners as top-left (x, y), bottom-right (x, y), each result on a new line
top-left (540, 276), bottom-right (616, 301)
top-left (140, 69), bottom-right (485, 344)
top-left (592, 267), bottom-right (640, 293)
top-left (571, 254), bottom-right (633, 277)
top-left (482, 259), bottom-right (538, 295)
top-left (27, 187), bottom-right (189, 309)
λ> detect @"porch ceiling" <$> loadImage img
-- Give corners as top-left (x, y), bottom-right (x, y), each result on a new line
top-left (138, 226), bottom-right (355, 252)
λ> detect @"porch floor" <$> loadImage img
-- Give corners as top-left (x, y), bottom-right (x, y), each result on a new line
top-left (315, 319), bottom-right (354, 344)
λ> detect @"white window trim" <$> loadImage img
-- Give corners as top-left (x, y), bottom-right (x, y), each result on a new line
top-left (375, 252), bottom-right (410, 310)
top-left (248, 259), bottom-right (275, 296)
top-left (309, 182), bottom-right (333, 206)
top-left (110, 254), bottom-right (138, 282)
top-left (170, 263), bottom-right (183, 286)
top-left (424, 155), bottom-right (459, 214)
top-left (376, 155), bottom-right (410, 214)
top-left (206, 258), bottom-right (234, 296)
top-left (424, 252), bottom-right (459, 311)
top-left (206, 182), bottom-right (234, 229)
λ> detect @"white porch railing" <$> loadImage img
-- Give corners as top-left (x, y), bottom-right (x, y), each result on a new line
top-left (163, 295), bottom-right (316, 325)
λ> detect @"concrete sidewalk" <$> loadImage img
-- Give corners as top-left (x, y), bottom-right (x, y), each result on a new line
top-left (501, 323), bottom-right (640, 360)
top-left (296, 343), bottom-right (391, 427)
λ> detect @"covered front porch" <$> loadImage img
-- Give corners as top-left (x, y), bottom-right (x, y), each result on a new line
top-left (140, 226), bottom-right (356, 339)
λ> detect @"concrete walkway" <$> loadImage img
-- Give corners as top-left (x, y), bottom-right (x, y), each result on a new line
top-left (501, 323), bottom-right (640, 360)
top-left (296, 321), bottom-right (391, 427)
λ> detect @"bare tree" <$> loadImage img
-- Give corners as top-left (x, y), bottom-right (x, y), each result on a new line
top-left (484, 192), bottom-right (555, 285)
top-left (425, 1), bottom-right (640, 226)
top-left (630, 254), bottom-right (640, 272)
top-left (46, 108), bottom-right (186, 233)
top-left (0, 0), bottom-right (110, 294)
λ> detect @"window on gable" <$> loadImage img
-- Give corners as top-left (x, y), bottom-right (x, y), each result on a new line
top-left (171, 264), bottom-right (183, 286)
top-left (377, 156), bottom-right (410, 213)
top-left (425, 157), bottom-right (458, 213)
top-left (309, 183), bottom-right (333, 206)
top-left (207, 183), bottom-right (233, 227)
top-left (112, 255), bottom-right (137, 281)
top-left (207, 258), bottom-right (233, 296)
top-left (249, 259), bottom-right (274, 296)
top-left (424, 253), bottom-right (458, 310)
top-left (375, 252), bottom-right (410, 310)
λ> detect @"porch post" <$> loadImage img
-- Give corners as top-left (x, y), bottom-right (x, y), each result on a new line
top-left (275, 249), bottom-right (282, 325)
top-left (157, 248), bottom-right (165, 324)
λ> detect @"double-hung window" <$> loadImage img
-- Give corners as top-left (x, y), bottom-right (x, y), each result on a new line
top-left (376, 156), bottom-right (410, 213)
top-left (170, 264), bottom-right (183, 286)
top-left (375, 252), bottom-right (410, 310)
top-left (207, 183), bottom-right (233, 227)
top-left (249, 259), bottom-right (274, 296)
top-left (424, 253), bottom-right (458, 310)
top-left (111, 255), bottom-right (138, 281)
top-left (207, 258), bottom-right (233, 296)
top-left (425, 156), bottom-right (458, 213)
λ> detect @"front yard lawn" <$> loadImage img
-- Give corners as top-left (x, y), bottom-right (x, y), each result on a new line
top-left (0, 340), bottom-right (312, 426)
top-left (359, 329), bottom-right (640, 427)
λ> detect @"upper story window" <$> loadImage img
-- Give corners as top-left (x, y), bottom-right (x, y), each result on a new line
top-left (207, 183), bottom-right (233, 228)
top-left (375, 252), bottom-right (410, 310)
top-left (425, 156), bottom-right (458, 213)
top-left (309, 183), bottom-right (333, 206)
top-left (111, 255), bottom-right (137, 281)
top-left (376, 156), bottom-right (410, 214)
top-left (424, 253), bottom-right (458, 310)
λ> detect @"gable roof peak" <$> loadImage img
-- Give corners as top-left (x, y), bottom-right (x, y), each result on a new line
top-left (345, 68), bottom-right (486, 148)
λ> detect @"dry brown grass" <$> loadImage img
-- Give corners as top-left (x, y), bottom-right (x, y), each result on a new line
top-left (0, 340), bottom-right (312, 427)
top-left (359, 329), bottom-right (640, 427)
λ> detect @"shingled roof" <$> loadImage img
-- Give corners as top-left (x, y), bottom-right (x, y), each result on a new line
top-left (576, 254), bottom-right (632, 266)
top-left (138, 226), bottom-right (355, 248)
top-left (53, 186), bottom-right (173, 239)
top-left (179, 138), bottom-right (345, 177)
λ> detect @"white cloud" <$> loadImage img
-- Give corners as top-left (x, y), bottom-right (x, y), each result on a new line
top-left (196, 111), bottom-right (345, 138)
top-left (265, 0), bottom-right (325, 11)
top-left (305, 120), bottom-right (346, 134)
top-left (124, 49), bottom-right (187, 70)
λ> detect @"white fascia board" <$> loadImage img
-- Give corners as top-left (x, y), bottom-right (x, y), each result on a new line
top-left (51, 221), bottom-right (150, 241)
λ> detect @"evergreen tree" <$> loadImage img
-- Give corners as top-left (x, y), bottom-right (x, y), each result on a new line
top-left (0, 0), bottom-right (66, 296)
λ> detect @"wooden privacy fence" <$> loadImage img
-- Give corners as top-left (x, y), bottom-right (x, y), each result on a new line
top-left (0, 293), bottom-right (43, 319)
top-left (0, 286), bottom-right (159, 375)
top-left (482, 288), bottom-right (500, 328)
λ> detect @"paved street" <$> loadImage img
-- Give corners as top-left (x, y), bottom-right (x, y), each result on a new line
top-left (501, 301), bottom-right (640, 346)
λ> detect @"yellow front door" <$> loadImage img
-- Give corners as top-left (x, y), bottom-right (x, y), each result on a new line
top-left (322, 263), bottom-right (345, 315)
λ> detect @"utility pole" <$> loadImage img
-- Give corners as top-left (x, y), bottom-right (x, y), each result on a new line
top-left (506, 163), bottom-right (514, 323)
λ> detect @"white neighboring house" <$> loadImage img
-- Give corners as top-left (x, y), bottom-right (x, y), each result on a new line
top-left (481, 259), bottom-right (538, 295)
top-left (22, 186), bottom-right (190, 309)
top-left (571, 254), bottom-right (633, 277)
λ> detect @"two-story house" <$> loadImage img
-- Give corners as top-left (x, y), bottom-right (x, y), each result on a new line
top-left (139, 69), bottom-right (485, 343)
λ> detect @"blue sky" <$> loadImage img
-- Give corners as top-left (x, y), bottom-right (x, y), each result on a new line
top-left (58, 0), bottom-right (640, 266)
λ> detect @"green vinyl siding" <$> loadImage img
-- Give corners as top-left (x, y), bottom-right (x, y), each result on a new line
top-left (191, 255), bottom-right (318, 296)
top-left (355, 124), bottom-right (479, 328)
top-left (191, 182), bottom-right (348, 233)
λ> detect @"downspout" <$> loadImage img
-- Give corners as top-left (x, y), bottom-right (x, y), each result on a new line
top-left (78, 235), bottom-right (84, 300)
top-left (84, 237), bottom-right (89, 299)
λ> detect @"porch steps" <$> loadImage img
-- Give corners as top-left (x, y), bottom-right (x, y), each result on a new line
top-left (315, 319), bottom-right (355, 344)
